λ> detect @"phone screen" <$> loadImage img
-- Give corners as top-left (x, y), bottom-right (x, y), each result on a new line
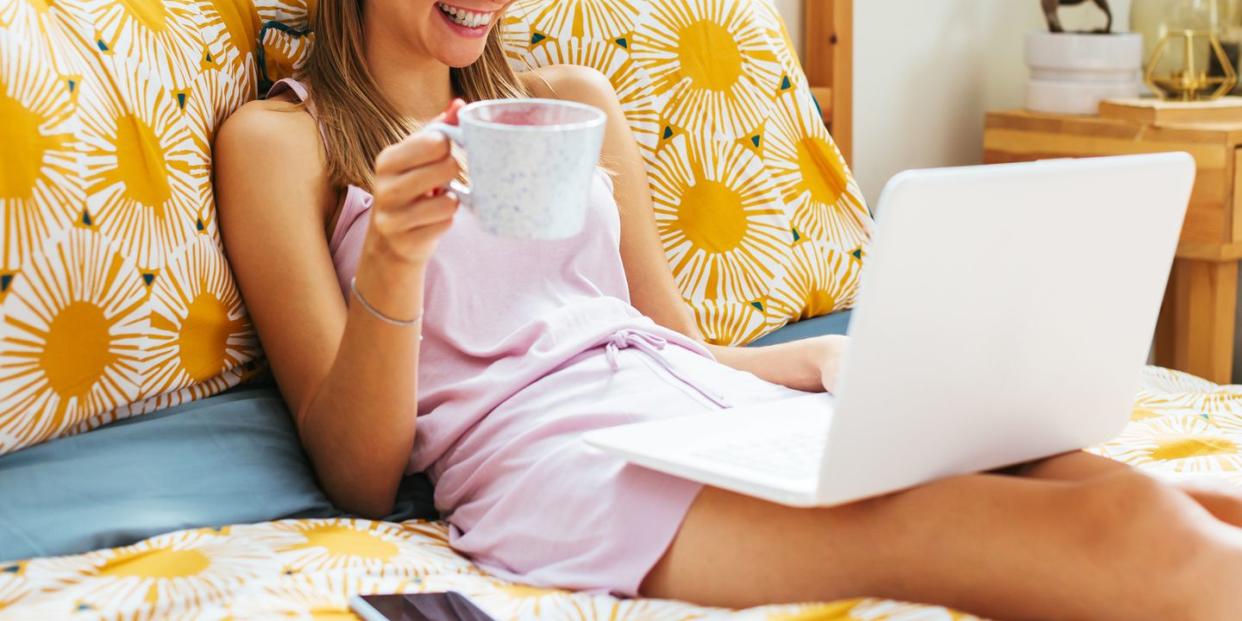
top-left (353, 592), bottom-right (496, 621)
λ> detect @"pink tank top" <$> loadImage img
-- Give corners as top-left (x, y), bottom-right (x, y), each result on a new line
top-left (268, 79), bottom-right (714, 475)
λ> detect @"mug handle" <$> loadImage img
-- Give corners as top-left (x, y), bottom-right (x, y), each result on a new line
top-left (422, 121), bottom-right (472, 208)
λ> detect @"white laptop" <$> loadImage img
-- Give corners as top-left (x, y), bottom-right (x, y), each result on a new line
top-left (585, 153), bottom-right (1196, 508)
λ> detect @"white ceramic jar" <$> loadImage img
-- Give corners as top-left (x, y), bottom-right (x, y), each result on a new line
top-left (1025, 32), bottom-right (1144, 114)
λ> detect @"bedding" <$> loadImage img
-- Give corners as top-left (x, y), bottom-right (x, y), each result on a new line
top-left (0, 0), bottom-right (262, 457)
top-left (3, 366), bottom-right (1240, 620)
top-left (0, 384), bottom-right (437, 562)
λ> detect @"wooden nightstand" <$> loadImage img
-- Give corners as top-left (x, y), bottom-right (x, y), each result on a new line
top-left (984, 107), bottom-right (1242, 385)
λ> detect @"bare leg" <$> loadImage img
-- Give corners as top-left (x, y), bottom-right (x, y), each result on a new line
top-left (643, 465), bottom-right (1242, 620)
top-left (1023, 451), bottom-right (1242, 527)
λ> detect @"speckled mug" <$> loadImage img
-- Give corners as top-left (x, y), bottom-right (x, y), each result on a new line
top-left (424, 99), bottom-right (607, 240)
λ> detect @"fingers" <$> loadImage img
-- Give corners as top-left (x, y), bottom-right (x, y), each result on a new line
top-left (381, 194), bottom-right (460, 231)
top-left (374, 98), bottom-right (466, 175)
top-left (443, 99), bottom-right (465, 125)
top-left (374, 155), bottom-right (460, 209)
top-left (372, 103), bottom-right (464, 192)
top-left (375, 130), bottom-right (453, 176)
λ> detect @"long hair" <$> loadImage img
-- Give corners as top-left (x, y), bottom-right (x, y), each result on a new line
top-left (303, 1), bottom-right (528, 191)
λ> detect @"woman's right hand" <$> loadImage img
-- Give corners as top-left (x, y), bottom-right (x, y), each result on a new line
top-left (365, 99), bottom-right (467, 269)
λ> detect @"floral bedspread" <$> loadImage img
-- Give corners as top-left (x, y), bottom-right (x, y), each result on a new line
top-left (2, 367), bottom-right (1239, 621)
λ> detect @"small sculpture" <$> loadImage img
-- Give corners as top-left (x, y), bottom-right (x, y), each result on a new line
top-left (1043, 0), bottom-right (1113, 34)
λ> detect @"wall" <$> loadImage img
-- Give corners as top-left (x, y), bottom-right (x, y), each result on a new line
top-left (852, 0), bottom-right (1131, 203)
top-left (774, 0), bottom-right (1132, 203)
top-left (773, 0), bottom-right (804, 58)
top-left (778, 2), bottom-right (1230, 375)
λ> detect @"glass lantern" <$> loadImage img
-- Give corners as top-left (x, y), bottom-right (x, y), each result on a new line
top-left (1132, 0), bottom-right (1238, 99)
top-left (1223, 0), bottom-right (1242, 92)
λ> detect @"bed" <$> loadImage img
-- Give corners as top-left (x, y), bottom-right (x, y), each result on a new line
top-left (3, 0), bottom-right (1241, 619)
top-left (3, 368), bottom-right (1241, 620)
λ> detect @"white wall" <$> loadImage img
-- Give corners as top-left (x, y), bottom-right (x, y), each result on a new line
top-left (773, 0), bottom-right (804, 58)
top-left (777, 2), bottom-right (1242, 377)
top-left (854, 0), bottom-right (1132, 202)
top-left (775, 0), bottom-right (1133, 203)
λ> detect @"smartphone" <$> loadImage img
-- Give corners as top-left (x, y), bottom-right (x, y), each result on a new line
top-left (349, 592), bottom-right (496, 621)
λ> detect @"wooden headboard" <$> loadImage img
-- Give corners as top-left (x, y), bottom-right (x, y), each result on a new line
top-left (803, 0), bottom-right (853, 166)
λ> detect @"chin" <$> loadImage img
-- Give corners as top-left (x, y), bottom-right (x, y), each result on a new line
top-left (438, 47), bottom-right (490, 69)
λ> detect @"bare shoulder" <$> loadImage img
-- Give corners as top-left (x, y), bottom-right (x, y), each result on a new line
top-left (215, 98), bottom-right (321, 169)
top-left (213, 97), bottom-right (332, 219)
top-left (519, 65), bottom-right (618, 107)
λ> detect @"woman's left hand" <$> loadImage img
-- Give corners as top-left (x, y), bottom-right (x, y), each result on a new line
top-left (815, 335), bottom-right (849, 394)
top-left (774, 334), bottom-right (850, 394)
top-left (708, 334), bottom-right (850, 394)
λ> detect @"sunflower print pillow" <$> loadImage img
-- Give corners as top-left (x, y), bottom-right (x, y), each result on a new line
top-left (0, 0), bottom-right (262, 456)
top-left (503, 0), bottom-right (872, 345)
top-left (257, 0), bottom-right (874, 346)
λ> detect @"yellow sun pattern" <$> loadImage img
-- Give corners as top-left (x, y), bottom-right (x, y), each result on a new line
top-left (145, 235), bottom-right (257, 403)
top-left (509, 37), bottom-right (661, 155)
top-left (753, 0), bottom-right (803, 86)
top-left (767, 88), bottom-right (870, 251)
top-left (650, 133), bottom-right (789, 303)
top-left (259, 518), bottom-right (480, 576)
top-left (0, 227), bottom-right (146, 452)
top-left (1097, 415), bottom-right (1242, 477)
top-left (0, 563), bottom-right (34, 614)
top-left (501, 0), bottom-right (872, 345)
top-left (254, 0), bottom-right (314, 31)
top-left (694, 298), bottom-right (769, 347)
top-left (0, 31), bottom-right (80, 278)
top-left (79, 53), bottom-right (202, 273)
top-left (508, 0), bottom-right (638, 42)
top-left (201, 0), bottom-right (260, 87)
top-left (4, 0), bottom-right (94, 74)
top-left (0, 0), bottom-right (36, 38)
top-left (259, 24), bottom-right (314, 85)
top-left (0, 0), bottom-right (261, 456)
top-left (633, 0), bottom-right (781, 140)
top-left (218, 573), bottom-right (420, 620)
top-left (53, 0), bottom-right (205, 91)
top-left (766, 241), bottom-right (861, 333)
top-left (184, 66), bottom-right (230, 203)
top-left (47, 527), bottom-right (271, 611)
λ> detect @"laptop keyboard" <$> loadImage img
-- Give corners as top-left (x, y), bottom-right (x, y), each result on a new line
top-left (690, 428), bottom-right (826, 480)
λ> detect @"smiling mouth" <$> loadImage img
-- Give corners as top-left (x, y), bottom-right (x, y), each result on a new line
top-left (436, 2), bottom-right (496, 29)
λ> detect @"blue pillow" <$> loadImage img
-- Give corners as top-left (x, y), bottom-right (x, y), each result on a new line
top-left (0, 384), bottom-right (436, 561)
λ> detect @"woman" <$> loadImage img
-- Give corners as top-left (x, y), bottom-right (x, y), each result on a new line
top-left (213, 1), bottom-right (1242, 618)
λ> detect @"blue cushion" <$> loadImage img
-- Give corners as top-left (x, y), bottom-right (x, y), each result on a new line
top-left (749, 311), bottom-right (852, 347)
top-left (0, 383), bottom-right (436, 561)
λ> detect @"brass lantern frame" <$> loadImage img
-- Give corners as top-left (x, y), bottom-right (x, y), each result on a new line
top-left (1145, 29), bottom-right (1239, 101)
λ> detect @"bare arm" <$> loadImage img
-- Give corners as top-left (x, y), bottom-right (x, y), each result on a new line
top-left (214, 99), bottom-right (462, 517)
top-left (525, 67), bottom-right (843, 393)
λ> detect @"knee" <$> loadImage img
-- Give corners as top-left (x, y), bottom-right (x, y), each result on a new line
top-left (1069, 472), bottom-right (1213, 575)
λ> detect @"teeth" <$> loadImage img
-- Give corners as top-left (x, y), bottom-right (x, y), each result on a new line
top-left (437, 2), bottom-right (493, 28)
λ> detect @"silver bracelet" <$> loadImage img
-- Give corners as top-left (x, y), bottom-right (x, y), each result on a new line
top-left (350, 277), bottom-right (423, 328)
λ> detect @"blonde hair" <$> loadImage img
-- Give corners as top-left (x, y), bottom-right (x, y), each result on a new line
top-left (304, 0), bottom-right (528, 191)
